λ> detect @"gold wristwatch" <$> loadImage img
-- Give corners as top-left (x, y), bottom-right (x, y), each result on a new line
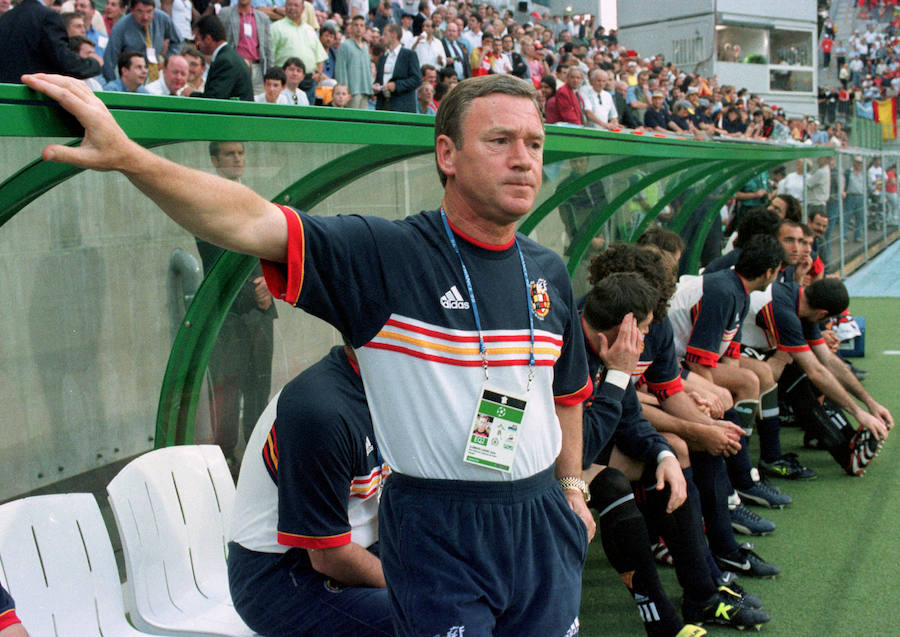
top-left (558, 477), bottom-right (590, 502)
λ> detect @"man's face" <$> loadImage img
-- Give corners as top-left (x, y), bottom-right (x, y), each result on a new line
top-left (185, 54), bottom-right (205, 82)
top-left (320, 30), bottom-right (335, 49)
top-left (768, 196), bottom-right (788, 218)
top-left (422, 19), bottom-right (433, 36)
top-left (351, 17), bottom-right (365, 38)
top-left (75, 0), bottom-right (93, 20)
top-left (566, 69), bottom-right (583, 91)
top-left (809, 214), bottom-right (828, 238)
top-left (131, 1), bottom-right (154, 27)
top-left (778, 225), bottom-right (804, 265)
top-left (67, 16), bottom-right (86, 36)
top-left (502, 36), bottom-right (513, 52)
top-left (419, 83), bottom-right (434, 103)
top-left (284, 0), bottom-right (302, 22)
top-left (799, 233), bottom-right (813, 259)
top-left (589, 71), bottom-right (606, 92)
top-left (382, 28), bottom-right (397, 48)
top-left (194, 32), bottom-right (215, 55)
top-left (264, 78), bottom-right (284, 102)
top-left (445, 22), bottom-right (458, 40)
top-left (284, 63), bottom-right (304, 88)
top-left (651, 94), bottom-right (664, 109)
top-left (121, 55), bottom-right (147, 89)
top-left (163, 56), bottom-right (188, 92)
top-left (468, 16), bottom-right (479, 32)
top-left (422, 67), bottom-right (436, 86)
top-left (211, 142), bottom-right (246, 180)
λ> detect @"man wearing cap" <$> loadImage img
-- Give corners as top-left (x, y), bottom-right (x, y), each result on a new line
top-left (643, 89), bottom-right (670, 132)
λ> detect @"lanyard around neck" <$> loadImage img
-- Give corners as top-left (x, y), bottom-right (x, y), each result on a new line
top-left (440, 209), bottom-right (535, 389)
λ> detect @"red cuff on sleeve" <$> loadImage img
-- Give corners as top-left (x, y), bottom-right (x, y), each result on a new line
top-left (278, 530), bottom-right (351, 550)
top-left (555, 377), bottom-right (594, 406)
top-left (776, 344), bottom-right (810, 353)
top-left (806, 338), bottom-right (826, 347)
top-left (261, 204), bottom-right (305, 305)
top-left (0, 609), bottom-right (20, 630)
top-left (685, 346), bottom-right (719, 368)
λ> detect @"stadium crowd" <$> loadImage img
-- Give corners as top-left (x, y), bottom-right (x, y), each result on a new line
top-left (1, 0), bottom-right (850, 145)
top-left (1, 2), bottom-right (896, 637)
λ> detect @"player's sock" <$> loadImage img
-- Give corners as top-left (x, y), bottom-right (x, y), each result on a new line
top-left (591, 468), bottom-right (683, 637)
top-left (757, 385), bottom-right (783, 463)
top-left (725, 439), bottom-right (755, 491)
top-left (639, 475), bottom-right (719, 606)
top-left (688, 451), bottom-right (741, 557)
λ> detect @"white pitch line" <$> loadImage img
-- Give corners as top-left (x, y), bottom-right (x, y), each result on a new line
top-left (883, 350), bottom-right (900, 355)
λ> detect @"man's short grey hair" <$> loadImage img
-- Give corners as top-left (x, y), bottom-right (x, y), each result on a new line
top-left (434, 75), bottom-right (541, 187)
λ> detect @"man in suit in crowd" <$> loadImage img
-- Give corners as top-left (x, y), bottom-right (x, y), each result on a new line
top-left (0, 0), bottom-right (102, 82)
top-left (375, 24), bottom-right (421, 112)
top-left (441, 21), bottom-right (470, 80)
top-left (218, 0), bottom-right (273, 95)
top-left (183, 14), bottom-right (253, 100)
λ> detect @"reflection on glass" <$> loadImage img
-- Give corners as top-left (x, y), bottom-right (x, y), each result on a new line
top-left (769, 30), bottom-right (812, 67)
top-left (716, 26), bottom-right (767, 63)
top-left (198, 141), bottom-right (276, 473)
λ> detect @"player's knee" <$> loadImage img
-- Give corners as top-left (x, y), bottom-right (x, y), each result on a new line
top-left (589, 467), bottom-right (632, 511)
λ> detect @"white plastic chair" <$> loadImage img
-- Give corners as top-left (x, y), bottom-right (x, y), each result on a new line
top-left (0, 493), bottom-right (154, 636)
top-left (107, 445), bottom-right (254, 637)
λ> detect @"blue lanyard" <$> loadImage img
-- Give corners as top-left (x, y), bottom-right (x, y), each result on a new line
top-left (440, 209), bottom-right (535, 389)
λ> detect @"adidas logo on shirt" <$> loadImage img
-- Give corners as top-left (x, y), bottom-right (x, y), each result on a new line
top-left (365, 436), bottom-right (374, 456)
top-left (440, 286), bottom-right (470, 310)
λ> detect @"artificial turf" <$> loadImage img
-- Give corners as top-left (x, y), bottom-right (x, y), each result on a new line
top-left (579, 297), bottom-right (900, 636)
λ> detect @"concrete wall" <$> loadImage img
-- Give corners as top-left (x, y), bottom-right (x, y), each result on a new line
top-left (617, 0), bottom-right (713, 28)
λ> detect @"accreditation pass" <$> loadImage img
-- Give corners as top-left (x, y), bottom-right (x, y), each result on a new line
top-left (463, 387), bottom-right (527, 473)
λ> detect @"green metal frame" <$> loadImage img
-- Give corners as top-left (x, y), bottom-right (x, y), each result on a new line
top-left (0, 83), bottom-right (835, 448)
top-left (564, 158), bottom-right (706, 274)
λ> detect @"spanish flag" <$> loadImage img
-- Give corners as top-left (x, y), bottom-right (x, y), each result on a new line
top-left (873, 97), bottom-right (897, 140)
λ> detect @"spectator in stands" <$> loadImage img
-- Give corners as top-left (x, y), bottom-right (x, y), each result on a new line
top-left (145, 52), bottom-right (188, 94)
top-left (643, 90), bottom-right (669, 132)
top-left (412, 17), bottom-right (445, 69)
top-left (280, 57), bottom-right (309, 104)
top-left (626, 70), bottom-right (650, 125)
top-left (581, 68), bottom-right (618, 129)
top-left (102, 0), bottom-right (182, 82)
top-left (374, 24), bottom-right (421, 113)
top-left (330, 82), bottom-right (350, 107)
top-left (69, 33), bottom-right (104, 90)
top-left (102, 49), bottom-right (150, 92)
top-left (183, 15), bottom-right (253, 100)
top-left (806, 156), bottom-right (831, 222)
top-left (182, 46), bottom-right (206, 92)
top-left (540, 74), bottom-right (562, 123)
top-left (62, 11), bottom-right (86, 37)
top-left (255, 66), bottom-right (291, 103)
top-left (272, 0), bottom-right (326, 103)
top-left (554, 66), bottom-right (586, 125)
top-left (777, 160), bottom-right (807, 202)
top-left (417, 81), bottom-right (436, 114)
top-left (218, 0), bottom-right (274, 96)
top-left (102, 0), bottom-right (122, 34)
top-left (668, 99), bottom-right (696, 134)
top-left (227, 346), bottom-right (392, 637)
top-left (319, 22), bottom-right (337, 79)
top-left (73, 0), bottom-right (106, 57)
top-left (0, 0), bottom-right (102, 83)
top-left (335, 14), bottom-right (372, 110)
top-left (441, 21), bottom-right (471, 80)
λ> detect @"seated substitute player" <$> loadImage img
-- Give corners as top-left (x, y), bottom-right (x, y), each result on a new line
top-left (741, 278), bottom-right (891, 477)
top-left (669, 236), bottom-right (788, 571)
top-left (0, 584), bottom-right (27, 637)
top-left (704, 208), bottom-right (781, 275)
top-left (227, 344), bottom-right (392, 637)
top-left (580, 274), bottom-right (769, 634)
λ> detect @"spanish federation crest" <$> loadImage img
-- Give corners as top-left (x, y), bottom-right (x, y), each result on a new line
top-left (529, 278), bottom-right (551, 319)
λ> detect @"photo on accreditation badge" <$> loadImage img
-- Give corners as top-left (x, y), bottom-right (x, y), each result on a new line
top-left (471, 415), bottom-right (492, 443)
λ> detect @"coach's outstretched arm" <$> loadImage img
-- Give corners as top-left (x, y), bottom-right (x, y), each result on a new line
top-left (21, 74), bottom-right (288, 263)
